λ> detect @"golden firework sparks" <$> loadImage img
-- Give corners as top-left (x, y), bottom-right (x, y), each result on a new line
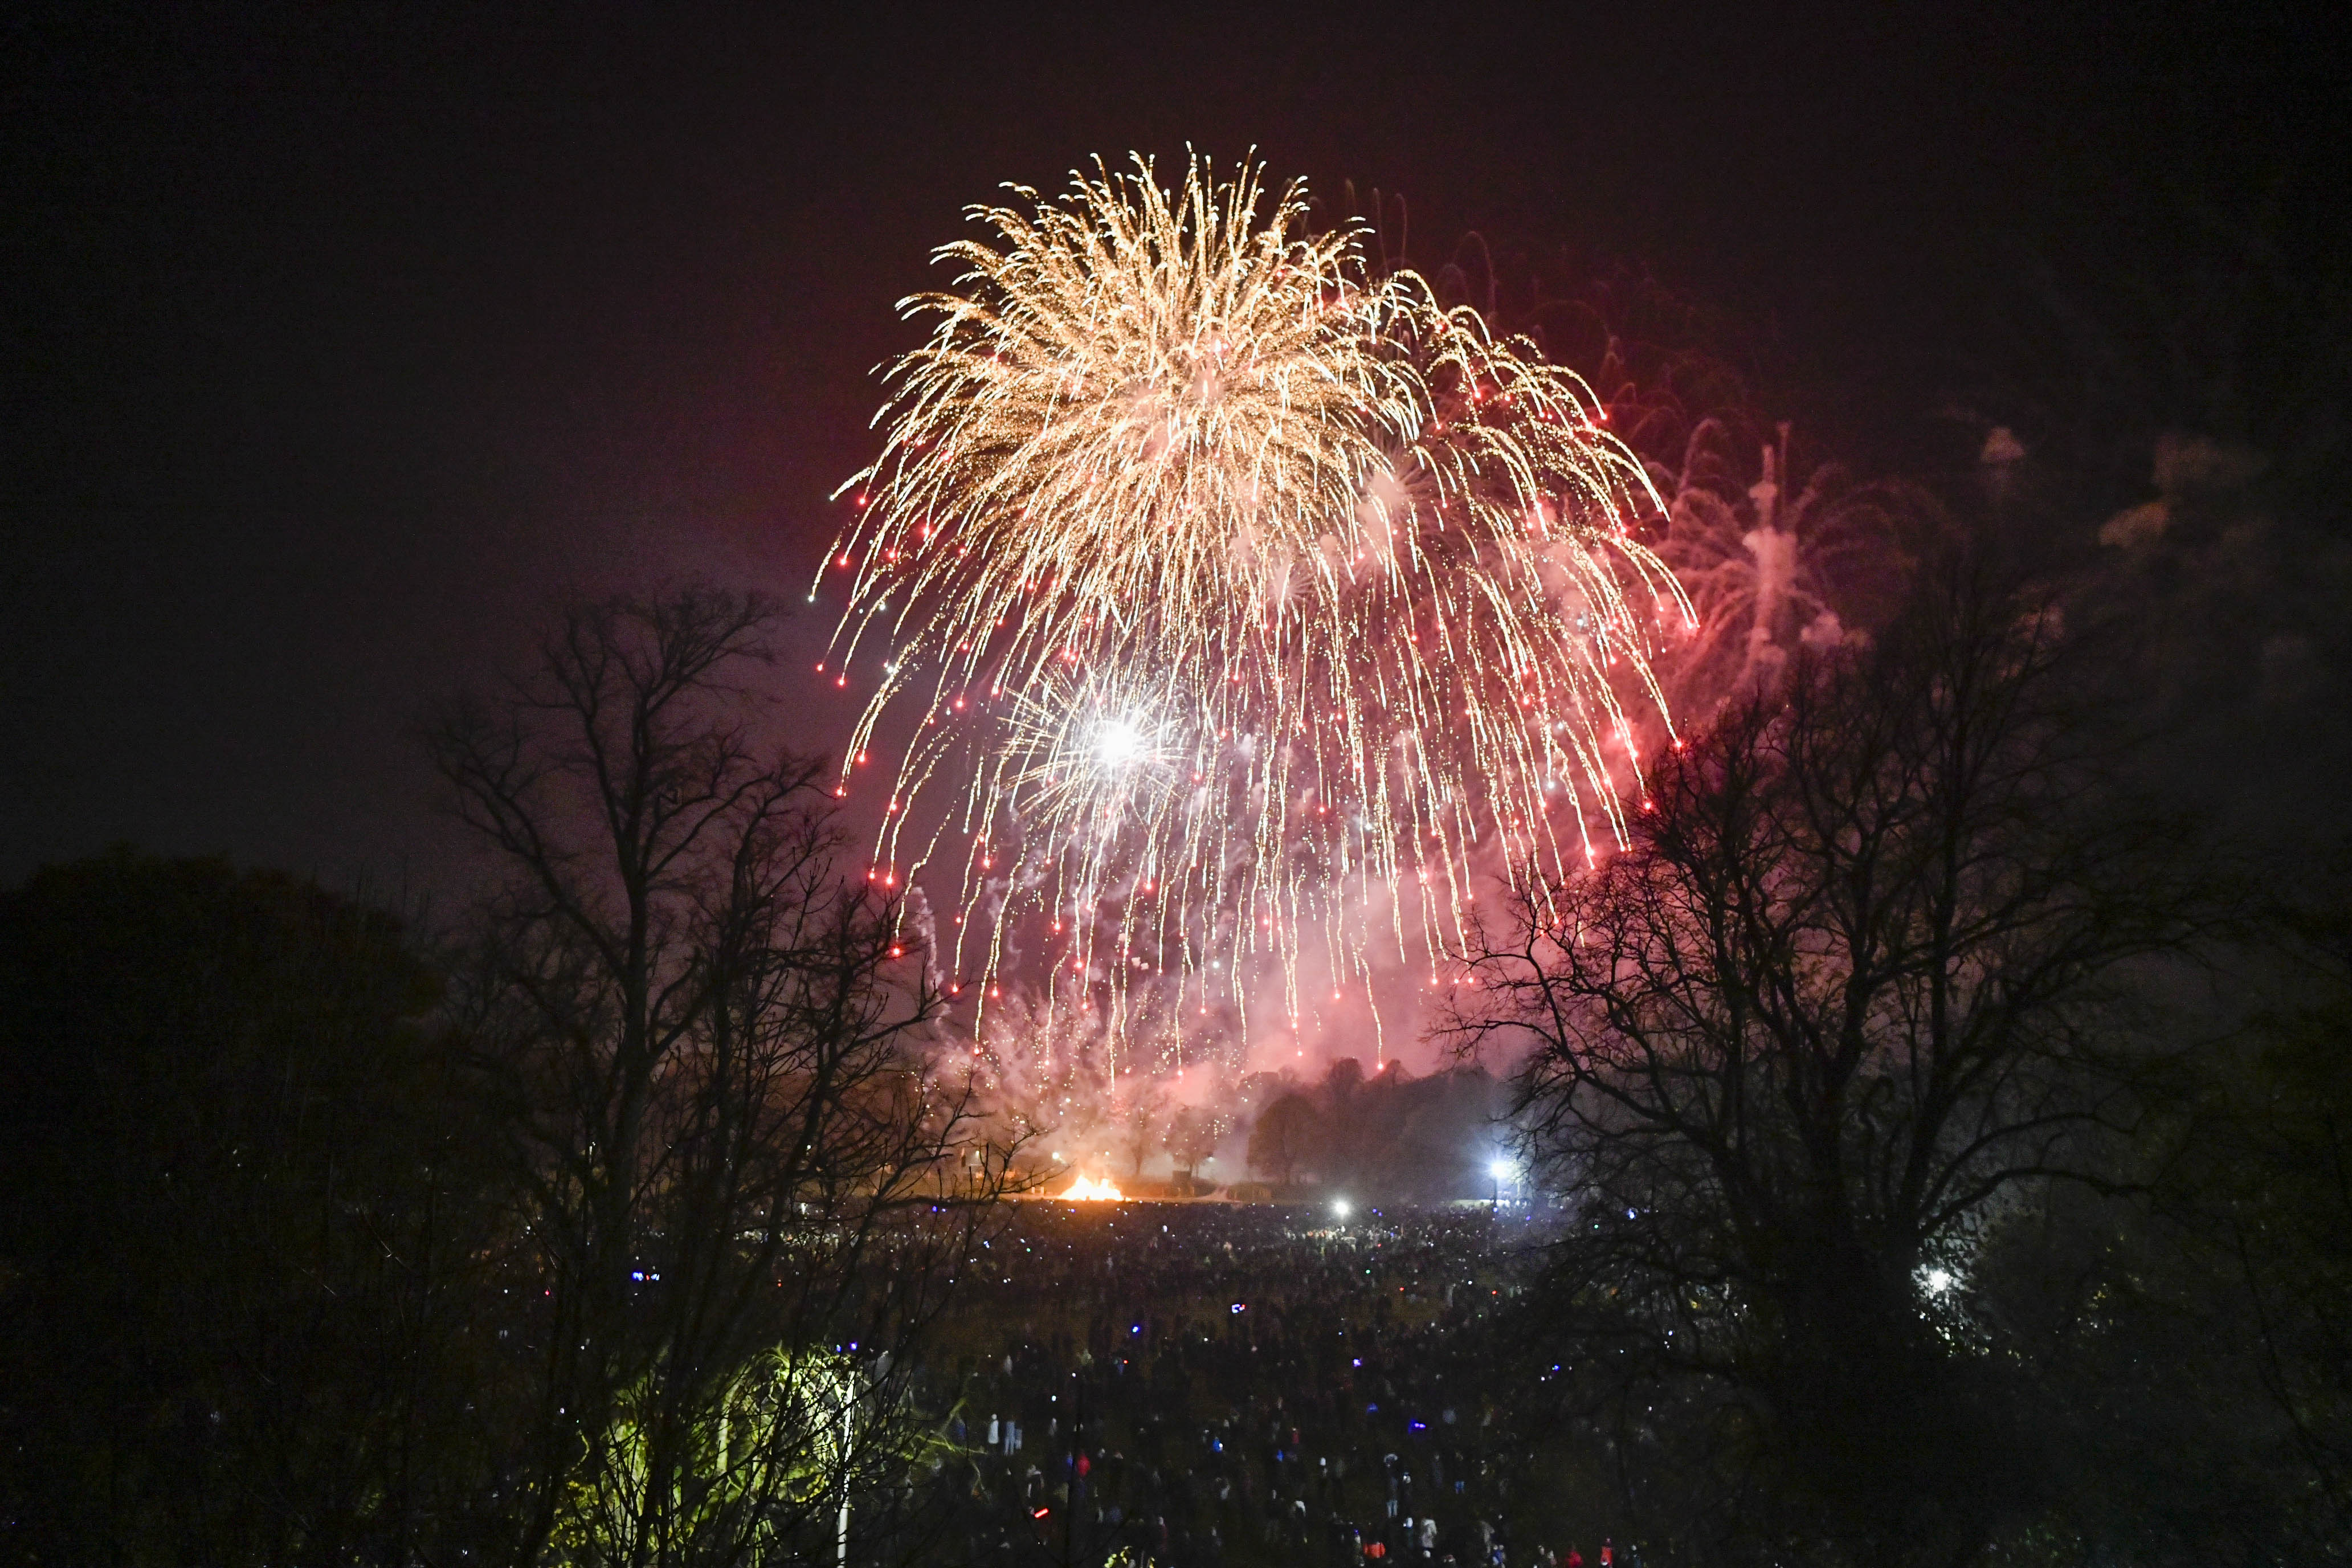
top-left (818, 154), bottom-right (1690, 1068)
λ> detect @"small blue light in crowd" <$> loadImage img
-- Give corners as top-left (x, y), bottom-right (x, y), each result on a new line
top-left (631, 1271), bottom-right (644, 1281)
top-left (1410, 1420), bottom-right (1426, 1432)
top-left (1131, 1324), bottom-right (1141, 1334)
top-left (1351, 1358), bottom-right (1362, 1367)
top-left (1231, 1302), bottom-right (1245, 1313)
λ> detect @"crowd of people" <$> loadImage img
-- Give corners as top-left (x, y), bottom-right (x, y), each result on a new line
top-left (897, 1202), bottom-right (1642, 1568)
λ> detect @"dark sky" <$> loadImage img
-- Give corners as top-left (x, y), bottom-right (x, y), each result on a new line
top-left (5, 1), bottom-right (2343, 892)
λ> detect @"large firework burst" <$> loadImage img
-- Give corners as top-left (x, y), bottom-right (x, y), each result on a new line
top-left (818, 154), bottom-right (1689, 1066)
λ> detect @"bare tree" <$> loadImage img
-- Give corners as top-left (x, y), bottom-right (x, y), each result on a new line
top-left (1163, 1105), bottom-right (1223, 1189)
top-left (1247, 1093), bottom-right (1320, 1190)
top-left (1451, 563), bottom-right (2214, 1563)
top-left (1113, 1077), bottom-right (1169, 1180)
top-left (434, 589), bottom-right (1002, 1568)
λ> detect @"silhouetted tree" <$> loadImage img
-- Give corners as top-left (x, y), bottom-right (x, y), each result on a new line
top-left (1113, 1078), bottom-right (1168, 1179)
top-left (1455, 562), bottom-right (2214, 1564)
top-left (1248, 1093), bottom-right (1320, 1189)
top-left (433, 588), bottom-right (1000, 1567)
top-left (1164, 1105), bottom-right (1221, 1187)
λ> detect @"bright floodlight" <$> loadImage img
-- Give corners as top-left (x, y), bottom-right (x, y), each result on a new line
top-left (1332, 1198), bottom-right (1351, 1219)
top-left (1489, 1159), bottom-right (1512, 1182)
top-left (1094, 719), bottom-right (1145, 766)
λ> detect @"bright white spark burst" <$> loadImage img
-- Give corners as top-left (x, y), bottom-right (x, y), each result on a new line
top-left (819, 153), bottom-right (1692, 1067)
top-left (1092, 719), bottom-right (1147, 768)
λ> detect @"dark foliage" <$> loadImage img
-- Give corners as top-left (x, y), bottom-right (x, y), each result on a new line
top-left (0, 850), bottom-right (508, 1563)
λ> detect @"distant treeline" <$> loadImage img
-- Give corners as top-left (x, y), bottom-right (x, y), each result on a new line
top-left (1234, 1059), bottom-right (1509, 1204)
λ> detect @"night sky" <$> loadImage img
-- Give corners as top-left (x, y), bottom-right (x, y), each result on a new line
top-left (6, 2), bottom-right (2343, 892)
